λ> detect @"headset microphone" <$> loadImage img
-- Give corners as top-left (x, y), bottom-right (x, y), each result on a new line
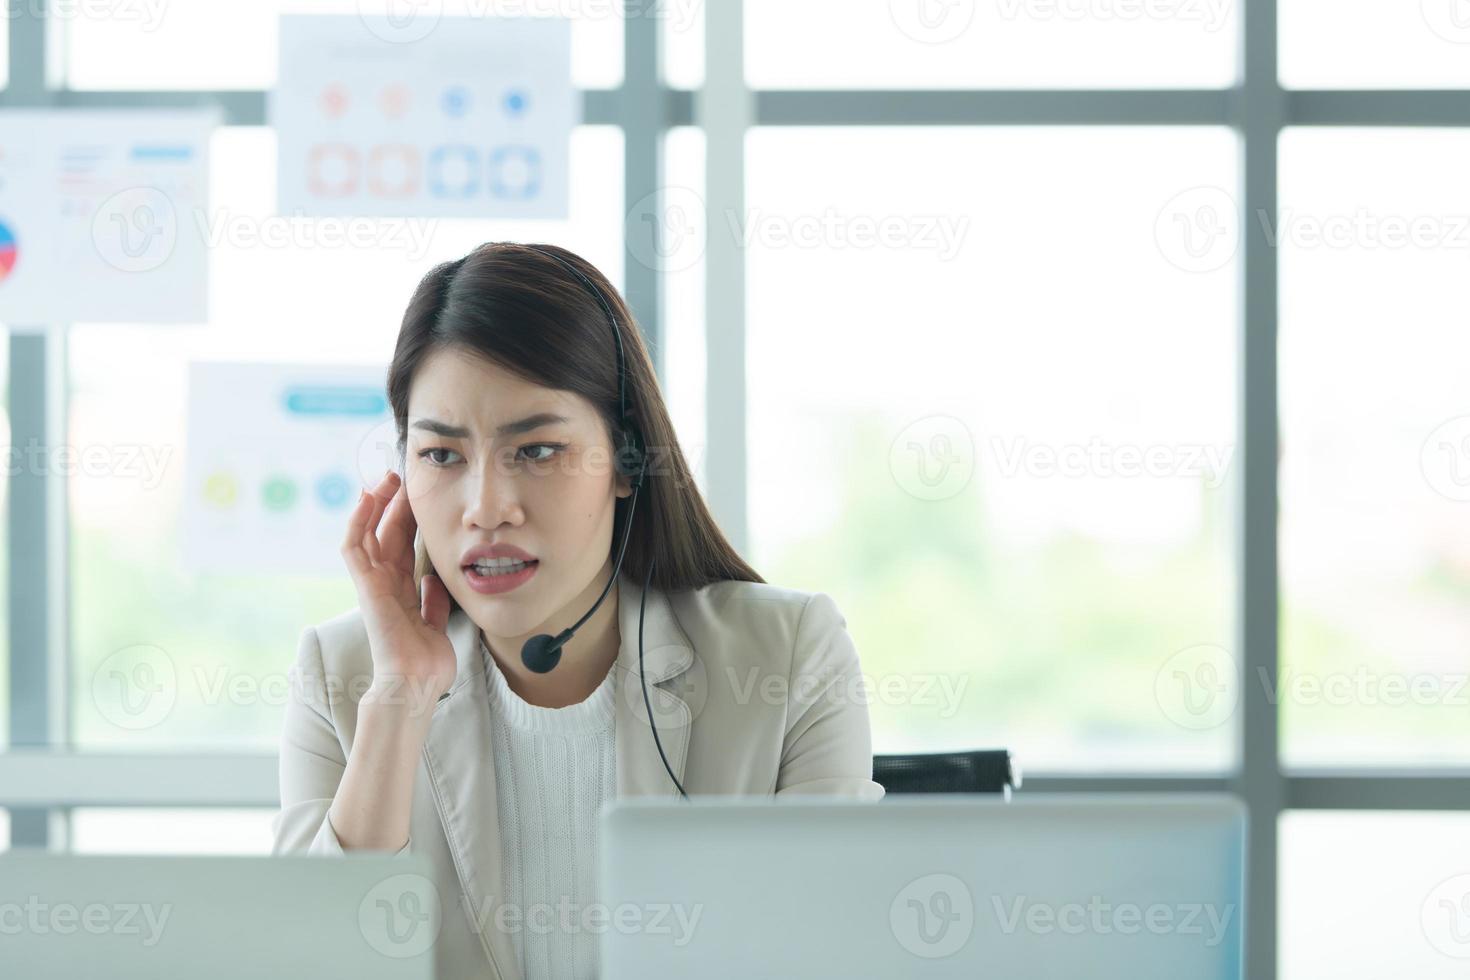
top-left (509, 243), bottom-right (688, 799)
top-left (519, 472), bottom-right (641, 674)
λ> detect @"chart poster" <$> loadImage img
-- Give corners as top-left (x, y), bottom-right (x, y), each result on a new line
top-left (183, 361), bottom-right (401, 576)
top-left (0, 109), bottom-right (218, 323)
top-left (273, 14), bottom-right (574, 219)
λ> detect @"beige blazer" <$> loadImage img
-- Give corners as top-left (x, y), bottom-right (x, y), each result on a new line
top-left (270, 571), bottom-right (885, 980)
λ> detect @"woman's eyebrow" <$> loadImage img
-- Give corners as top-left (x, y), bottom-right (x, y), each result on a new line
top-left (409, 413), bottom-right (571, 439)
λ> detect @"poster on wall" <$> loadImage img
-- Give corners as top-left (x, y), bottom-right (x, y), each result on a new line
top-left (272, 14), bottom-right (574, 219)
top-left (183, 361), bottom-right (400, 576)
top-left (0, 108), bottom-right (218, 323)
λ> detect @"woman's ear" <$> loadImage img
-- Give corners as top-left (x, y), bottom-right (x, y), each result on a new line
top-left (611, 452), bottom-right (633, 498)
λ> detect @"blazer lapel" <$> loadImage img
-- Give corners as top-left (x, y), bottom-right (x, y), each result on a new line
top-left (611, 571), bottom-right (696, 798)
top-left (420, 571), bottom-right (697, 980)
top-left (422, 607), bottom-right (518, 980)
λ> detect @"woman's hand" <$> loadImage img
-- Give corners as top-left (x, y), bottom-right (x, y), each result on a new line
top-left (341, 469), bottom-right (458, 709)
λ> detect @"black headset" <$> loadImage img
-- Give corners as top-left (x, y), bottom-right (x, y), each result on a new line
top-left (505, 243), bottom-right (688, 800)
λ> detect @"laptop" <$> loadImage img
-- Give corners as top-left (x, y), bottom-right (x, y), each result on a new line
top-left (0, 851), bottom-right (437, 979)
top-left (600, 793), bottom-right (1245, 980)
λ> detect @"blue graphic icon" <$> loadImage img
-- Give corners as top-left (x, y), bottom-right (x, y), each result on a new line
top-left (130, 144), bottom-right (193, 162)
top-left (428, 145), bottom-right (480, 198)
top-left (502, 88), bottom-right (529, 117)
top-left (488, 145), bottom-right (541, 200)
top-left (442, 86), bottom-right (471, 119)
top-left (316, 472), bottom-right (353, 510)
top-left (281, 386), bottom-right (387, 417)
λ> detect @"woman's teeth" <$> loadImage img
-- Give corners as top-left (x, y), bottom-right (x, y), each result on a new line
top-left (470, 559), bottom-right (534, 576)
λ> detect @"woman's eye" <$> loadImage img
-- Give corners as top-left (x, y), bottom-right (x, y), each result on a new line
top-left (417, 447), bottom-right (462, 466)
top-left (517, 443), bottom-right (564, 463)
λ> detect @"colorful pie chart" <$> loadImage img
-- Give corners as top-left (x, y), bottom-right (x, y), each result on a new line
top-left (0, 221), bottom-right (16, 283)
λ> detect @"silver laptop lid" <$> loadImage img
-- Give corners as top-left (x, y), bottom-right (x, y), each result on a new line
top-left (0, 852), bottom-right (437, 980)
top-left (601, 793), bottom-right (1244, 980)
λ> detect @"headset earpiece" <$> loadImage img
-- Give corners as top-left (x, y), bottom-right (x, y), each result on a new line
top-left (614, 425), bottom-right (646, 486)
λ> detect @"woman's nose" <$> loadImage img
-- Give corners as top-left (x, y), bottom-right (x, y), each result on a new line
top-left (462, 463), bottom-right (524, 529)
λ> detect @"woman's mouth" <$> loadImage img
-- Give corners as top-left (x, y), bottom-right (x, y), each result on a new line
top-left (462, 559), bottom-right (539, 595)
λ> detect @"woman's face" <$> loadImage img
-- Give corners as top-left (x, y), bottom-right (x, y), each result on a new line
top-left (404, 347), bottom-right (630, 640)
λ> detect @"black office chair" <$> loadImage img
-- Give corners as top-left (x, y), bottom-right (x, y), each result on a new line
top-left (872, 750), bottom-right (1020, 799)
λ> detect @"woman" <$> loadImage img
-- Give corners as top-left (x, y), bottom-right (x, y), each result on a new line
top-left (271, 241), bottom-right (883, 980)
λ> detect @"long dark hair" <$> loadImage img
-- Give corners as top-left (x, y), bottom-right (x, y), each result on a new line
top-left (387, 241), bottom-right (763, 612)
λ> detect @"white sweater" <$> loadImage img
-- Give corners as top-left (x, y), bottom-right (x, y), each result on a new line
top-left (480, 638), bottom-right (617, 980)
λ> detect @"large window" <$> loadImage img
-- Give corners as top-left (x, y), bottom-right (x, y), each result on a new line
top-left (744, 0), bottom-right (1238, 88)
top-left (1280, 811), bottom-right (1470, 979)
top-left (70, 808), bottom-right (276, 854)
top-left (0, 339), bottom-right (9, 749)
top-left (1279, 128), bottom-right (1470, 769)
top-left (745, 126), bottom-right (1238, 769)
top-left (1279, 1), bottom-right (1470, 88)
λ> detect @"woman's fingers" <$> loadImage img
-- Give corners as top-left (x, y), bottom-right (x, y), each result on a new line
top-left (340, 484), bottom-right (378, 575)
top-left (378, 480), bottom-right (417, 577)
top-left (360, 471), bottom-right (399, 565)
